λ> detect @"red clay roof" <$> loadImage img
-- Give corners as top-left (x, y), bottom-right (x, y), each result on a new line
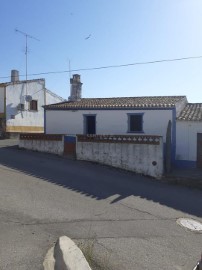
top-left (177, 103), bottom-right (202, 121)
top-left (44, 96), bottom-right (186, 110)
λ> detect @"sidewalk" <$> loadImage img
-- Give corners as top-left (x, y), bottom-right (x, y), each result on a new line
top-left (163, 168), bottom-right (202, 190)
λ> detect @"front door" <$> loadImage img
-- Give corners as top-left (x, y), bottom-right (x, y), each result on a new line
top-left (85, 115), bottom-right (96, 134)
top-left (197, 133), bottom-right (202, 168)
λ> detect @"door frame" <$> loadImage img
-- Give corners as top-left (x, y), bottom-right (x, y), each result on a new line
top-left (83, 114), bottom-right (96, 135)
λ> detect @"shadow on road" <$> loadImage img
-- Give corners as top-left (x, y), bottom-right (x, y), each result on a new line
top-left (0, 144), bottom-right (202, 218)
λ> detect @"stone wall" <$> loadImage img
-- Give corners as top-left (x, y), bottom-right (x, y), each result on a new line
top-left (76, 135), bottom-right (164, 178)
top-left (19, 134), bottom-right (64, 155)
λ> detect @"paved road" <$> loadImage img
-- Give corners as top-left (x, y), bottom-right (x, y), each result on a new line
top-left (0, 139), bottom-right (201, 270)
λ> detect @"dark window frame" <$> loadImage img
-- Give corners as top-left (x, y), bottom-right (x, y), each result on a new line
top-left (29, 100), bottom-right (38, 111)
top-left (127, 113), bottom-right (144, 133)
top-left (83, 114), bottom-right (97, 135)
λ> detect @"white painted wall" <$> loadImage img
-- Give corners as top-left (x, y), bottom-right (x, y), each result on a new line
top-left (45, 89), bottom-right (64, 105)
top-left (76, 139), bottom-right (164, 178)
top-left (175, 97), bottom-right (187, 117)
top-left (5, 80), bottom-right (64, 132)
top-left (19, 138), bottom-right (64, 155)
top-left (6, 80), bottom-right (45, 129)
top-left (45, 109), bottom-right (173, 141)
top-left (176, 121), bottom-right (202, 161)
top-left (0, 86), bottom-right (5, 113)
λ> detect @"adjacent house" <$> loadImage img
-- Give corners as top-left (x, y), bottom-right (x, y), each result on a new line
top-left (44, 74), bottom-right (190, 167)
top-left (0, 70), bottom-right (64, 136)
top-left (176, 103), bottom-right (202, 169)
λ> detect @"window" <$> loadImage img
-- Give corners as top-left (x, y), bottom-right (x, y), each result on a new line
top-left (127, 113), bottom-right (144, 133)
top-left (83, 115), bottom-right (96, 134)
top-left (17, 103), bottom-right (25, 111)
top-left (29, 100), bottom-right (38, 111)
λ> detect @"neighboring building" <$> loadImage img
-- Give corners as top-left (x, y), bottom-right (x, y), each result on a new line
top-left (44, 74), bottom-right (202, 168)
top-left (176, 103), bottom-right (202, 168)
top-left (0, 70), bottom-right (64, 135)
top-left (44, 74), bottom-right (188, 166)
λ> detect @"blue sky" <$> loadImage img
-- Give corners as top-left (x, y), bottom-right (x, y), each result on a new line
top-left (0, 0), bottom-right (202, 102)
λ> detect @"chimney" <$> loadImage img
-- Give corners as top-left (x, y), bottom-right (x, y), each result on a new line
top-left (11, 70), bottom-right (19, 82)
top-left (68, 74), bottom-right (82, 101)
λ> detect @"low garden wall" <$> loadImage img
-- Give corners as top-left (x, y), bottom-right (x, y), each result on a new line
top-left (19, 133), bottom-right (164, 178)
top-left (76, 134), bottom-right (164, 178)
top-left (19, 133), bottom-right (64, 155)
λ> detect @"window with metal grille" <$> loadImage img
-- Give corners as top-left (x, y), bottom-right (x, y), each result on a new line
top-left (17, 103), bottom-right (25, 110)
top-left (29, 100), bottom-right (38, 111)
top-left (127, 113), bottom-right (144, 132)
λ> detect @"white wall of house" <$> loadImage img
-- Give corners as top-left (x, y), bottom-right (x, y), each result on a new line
top-left (4, 80), bottom-right (64, 133)
top-left (45, 89), bottom-right (64, 105)
top-left (0, 86), bottom-right (5, 113)
top-left (176, 121), bottom-right (202, 161)
top-left (6, 80), bottom-right (45, 132)
top-left (45, 109), bottom-right (173, 141)
top-left (175, 98), bottom-right (187, 117)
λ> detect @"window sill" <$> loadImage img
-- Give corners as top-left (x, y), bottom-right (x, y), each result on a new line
top-left (28, 110), bottom-right (38, 112)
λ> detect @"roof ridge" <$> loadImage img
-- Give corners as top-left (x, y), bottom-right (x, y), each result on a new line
top-left (80, 95), bottom-right (186, 99)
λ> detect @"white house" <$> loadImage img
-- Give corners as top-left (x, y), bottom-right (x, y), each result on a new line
top-left (44, 74), bottom-right (191, 167)
top-left (0, 70), bottom-right (64, 136)
top-left (176, 103), bottom-right (202, 169)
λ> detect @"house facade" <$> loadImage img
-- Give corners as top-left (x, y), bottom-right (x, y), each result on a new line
top-left (44, 74), bottom-right (190, 166)
top-left (0, 70), bottom-right (64, 135)
top-left (176, 103), bottom-right (202, 168)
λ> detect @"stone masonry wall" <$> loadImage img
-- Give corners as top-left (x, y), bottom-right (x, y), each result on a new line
top-left (19, 134), bottom-right (64, 155)
top-left (76, 135), bottom-right (164, 178)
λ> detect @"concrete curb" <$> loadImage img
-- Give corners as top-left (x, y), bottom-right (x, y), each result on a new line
top-left (43, 236), bottom-right (92, 270)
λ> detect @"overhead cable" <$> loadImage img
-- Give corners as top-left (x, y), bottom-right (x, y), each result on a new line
top-left (0, 55), bottom-right (202, 79)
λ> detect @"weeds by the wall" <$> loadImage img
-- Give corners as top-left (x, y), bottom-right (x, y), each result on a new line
top-left (78, 237), bottom-right (112, 270)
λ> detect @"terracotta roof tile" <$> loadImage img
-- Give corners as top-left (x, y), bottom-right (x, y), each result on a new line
top-left (44, 96), bottom-right (186, 110)
top-left (177, 103), bottom-right (202, 121)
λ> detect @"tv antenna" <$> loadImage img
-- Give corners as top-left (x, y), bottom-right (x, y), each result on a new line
top-left (68, 59), bottom-right (71, 80)
top-left (15, 28), bottom-right (40, 81)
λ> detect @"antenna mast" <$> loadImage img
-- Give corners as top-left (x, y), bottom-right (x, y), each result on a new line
top-left (69, 59), bottom-right (71, 81)
top-left (15, 28), bottom-right (40, 81)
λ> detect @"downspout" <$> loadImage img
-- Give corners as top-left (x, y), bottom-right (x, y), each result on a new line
top-left (44, 88), bottom-right (46, 106)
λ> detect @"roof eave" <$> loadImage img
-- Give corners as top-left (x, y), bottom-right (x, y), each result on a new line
top-left (44, 105), bottom-right (176, 111)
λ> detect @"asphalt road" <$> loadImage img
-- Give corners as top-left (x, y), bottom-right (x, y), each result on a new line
top-left (0, 139), bottom-right (201, 270)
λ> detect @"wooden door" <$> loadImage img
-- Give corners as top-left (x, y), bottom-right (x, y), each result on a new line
top-left (64, 136), bottom-right (76, 158)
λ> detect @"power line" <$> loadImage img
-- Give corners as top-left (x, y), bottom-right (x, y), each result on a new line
top-left (1, 55), bottom-right (202, 79)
